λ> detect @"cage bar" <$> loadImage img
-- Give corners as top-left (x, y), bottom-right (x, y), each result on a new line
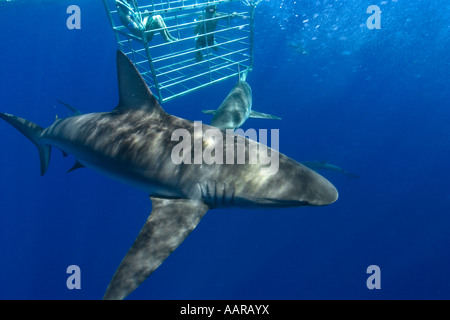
top-left (103, 0), bottom-right (255, 103)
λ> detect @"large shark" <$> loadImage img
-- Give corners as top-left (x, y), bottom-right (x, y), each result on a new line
top-left (0, 51), bottom-right (338, 300)
top-left (202, 71), bottom-right (281, 130)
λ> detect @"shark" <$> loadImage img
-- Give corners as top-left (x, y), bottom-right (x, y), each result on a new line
top-left (0, 51), bottom-right (338, 300)
top-left (202, 70), bottom-right (281, 130)
top-left (301, 161), bottom-right (359, 179)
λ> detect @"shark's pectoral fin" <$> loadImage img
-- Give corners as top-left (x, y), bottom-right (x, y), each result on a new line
top-left (103, 197), bottom-right (209, 300)
top-left (249, 110), bottom-right (282, 120)
top-left (201, 110), bottom-right (217, 115)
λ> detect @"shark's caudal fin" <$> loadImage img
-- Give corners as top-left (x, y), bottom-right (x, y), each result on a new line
top-left (103, 197), bottom-right (209, 300)
top-left (0, 113), bottom-right (51, 176)
top-left (249, 110), bottom-right (282, 120)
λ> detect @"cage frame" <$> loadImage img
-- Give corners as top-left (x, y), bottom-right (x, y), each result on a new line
top-left (103, 0), bottom-right (256, 104)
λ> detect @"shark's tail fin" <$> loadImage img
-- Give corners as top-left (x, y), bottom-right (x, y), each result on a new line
top-left (0, 113), bottom-right (51, 176)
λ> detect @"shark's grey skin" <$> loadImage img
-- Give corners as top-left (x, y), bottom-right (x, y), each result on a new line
top-left (202, 73), bottom-right (281, 130)
top-left (302, 161), bottom-right (359, 179)
top-left (0, 51), bottom-right (338, 300)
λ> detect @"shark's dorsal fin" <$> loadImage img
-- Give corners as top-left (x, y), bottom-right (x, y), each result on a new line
top-left (115, 51), bottom-right (165, 115)
top-left (103, 197), bottom-right (209, 300)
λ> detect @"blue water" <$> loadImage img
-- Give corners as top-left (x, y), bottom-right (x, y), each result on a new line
top-left (0, 0), bottom-right (449, 300)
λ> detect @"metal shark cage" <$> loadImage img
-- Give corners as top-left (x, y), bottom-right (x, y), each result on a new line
top-left (103, 0), bottom-right (258, 104)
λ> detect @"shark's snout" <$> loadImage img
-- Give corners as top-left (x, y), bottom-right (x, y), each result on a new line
top-left (307, 179), bottom-right (339, 206)
top-left (294, 167), bottom-right (339, 207)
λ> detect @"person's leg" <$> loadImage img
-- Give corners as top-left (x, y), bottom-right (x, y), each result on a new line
top-left (195, 37), bottom-right (205, 61)
top-left (212, 39), bottom-right (219, 51)
top-left (137, 13), bottom-right (154, 42)
top-left (148, 15), bottom-right (177, 42)
top-left (207, 34), bottom-right (219, 51)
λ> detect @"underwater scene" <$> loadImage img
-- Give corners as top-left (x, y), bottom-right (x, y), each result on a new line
top-left (0, 0), bottom-right (449, 300)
